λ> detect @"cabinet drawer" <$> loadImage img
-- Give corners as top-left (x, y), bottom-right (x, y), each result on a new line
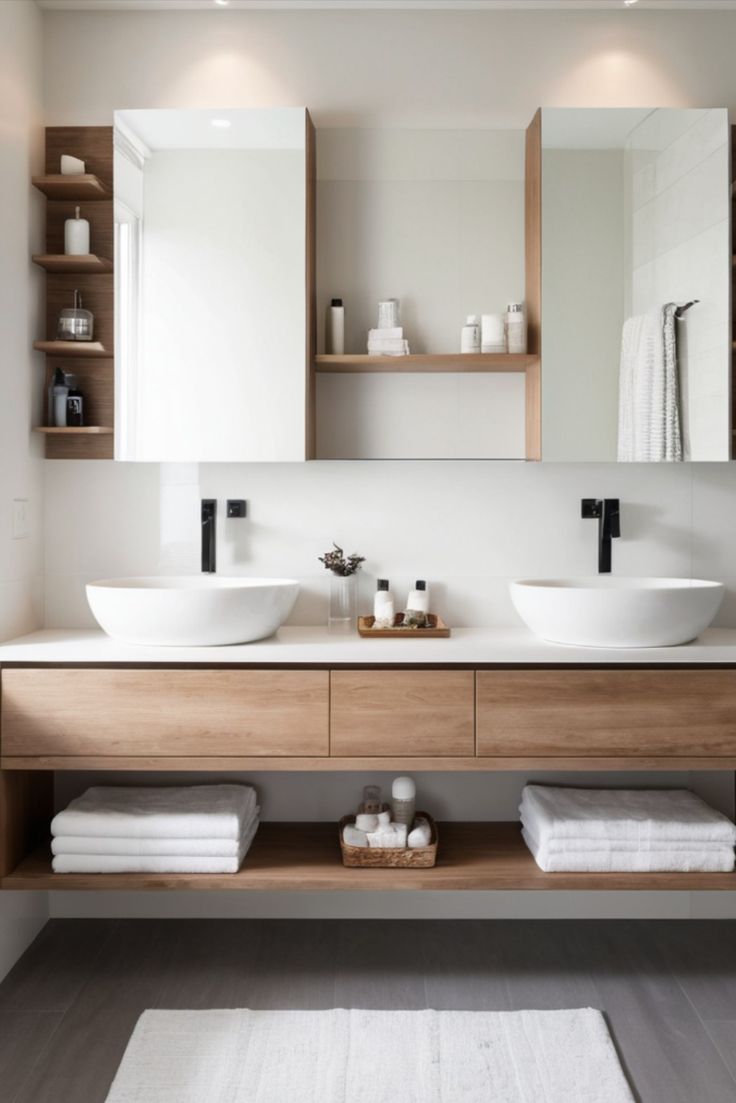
top-left (1, 669), bottom-right (329, 758)
top-left (477, 669), bottom-right (736, 758)
top-left (330, 670), bottom-right (475, 757)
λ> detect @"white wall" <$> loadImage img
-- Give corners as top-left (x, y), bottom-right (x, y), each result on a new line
top-left (33, 6), bottom-right (736, 920)
top-left (0, 0), bottom-right (49, 981)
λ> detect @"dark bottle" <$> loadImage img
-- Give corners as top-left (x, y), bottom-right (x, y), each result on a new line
top-left (66, 379), bottom-right (84, 427)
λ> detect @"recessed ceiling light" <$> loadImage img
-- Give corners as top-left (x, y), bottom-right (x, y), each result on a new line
top-left (211, 118), bottom-right (232, 129)
top-left (624, 0), bottom-right (639, 6)
top-left (214, 0), bottom-right (229, 6)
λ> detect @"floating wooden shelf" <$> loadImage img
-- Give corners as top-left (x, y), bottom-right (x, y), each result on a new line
top-left (315, 353), bottom-right (538, 373)
top-left (33, 340), bottom-right (112, 358)
top-left (32, 254), bottom-right (113, 274)
top-left (34, 426), bottom-right (113, 436)
top-left (3, 822), bottom-right (735, 892)
top-left (31, 174), bottom-right (108, 201)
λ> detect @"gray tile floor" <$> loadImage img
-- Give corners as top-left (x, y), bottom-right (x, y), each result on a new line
top-left (0, 918), bottom-right (735, 1102)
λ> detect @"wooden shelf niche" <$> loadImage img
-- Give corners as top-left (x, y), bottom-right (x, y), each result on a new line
top-left (3, 821), bottom-right (735, 893)
top-left (34, 127), bottom-right (115, 459)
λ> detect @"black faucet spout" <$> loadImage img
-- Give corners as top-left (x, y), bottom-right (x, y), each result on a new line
top-left (201, 499), bottom-right (217, 573)
top-left (582, 498), bottom-right (620, 574)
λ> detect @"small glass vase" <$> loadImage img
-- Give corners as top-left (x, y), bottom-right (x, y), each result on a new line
top-left (329, 573), bottom-right (358, 634)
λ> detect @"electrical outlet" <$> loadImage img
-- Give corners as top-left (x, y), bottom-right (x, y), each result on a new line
top-left (12, 499), bottom-right (29, 540)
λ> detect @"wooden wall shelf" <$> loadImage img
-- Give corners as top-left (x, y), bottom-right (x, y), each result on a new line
top-left (33, 128), bottom-right (115, 460)
top-left (32, 174), bottom-right (108, 201)
top-left (32, 254), bottom-right (113, 274)
top-left (34, 427), bottom-right (113, 436)
top-left (315, 353), bottom-right (538, 373)
top-left (3, 822), bottom-right (734, 892)
top-left (33, 340), bottom-right (112, 358)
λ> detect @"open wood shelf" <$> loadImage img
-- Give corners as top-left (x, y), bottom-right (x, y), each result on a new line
top-left (3, 822), bottom-right (734, 892)
top-left (32, 174), bottom-right (108, 201)
top-left (33, 340), bottom-right (112, 358)
top-left (34, 426), bottom-right (113, 436)
top-left (315, 353), bottom-right (538, 373)
top-left (32, 254), bottom-right (113, 274)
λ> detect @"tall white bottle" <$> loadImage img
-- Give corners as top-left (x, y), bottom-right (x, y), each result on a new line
top-left (326, 298), bottom-right (345, 355)
top-left (64, 206), bottom-right (90, 256)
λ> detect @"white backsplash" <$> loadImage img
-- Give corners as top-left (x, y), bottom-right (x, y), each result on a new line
top-left (43, 459), bottom-right (736, 630)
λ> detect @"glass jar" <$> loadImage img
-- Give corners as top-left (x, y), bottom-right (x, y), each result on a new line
top-left (328, 573), bottom-right (357, 634)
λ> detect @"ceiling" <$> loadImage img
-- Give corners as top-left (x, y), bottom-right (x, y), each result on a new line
top-left (34, 0), bottom-right (736, 11)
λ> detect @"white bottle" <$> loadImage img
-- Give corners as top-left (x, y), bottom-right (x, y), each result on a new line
top-left (392, 775), bottom-right (416, 828)
top-left (374, 578), bottom-right (395, 628)
top-left (64, 206), bottom-right (90, 256)
top-left (326, 298), bottom-right (345, 355)
top-left (506, 302), bottom-right (527, 354)
top-left (406, 579), bottom-right (429, 614)
top-left (53, 372), bottom-right (70, 427)
top-left (461, 314), bottom-right (481, 353)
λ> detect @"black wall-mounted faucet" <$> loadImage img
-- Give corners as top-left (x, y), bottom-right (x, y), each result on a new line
top-left (581, 498), bottom-right (620, 574)
top-left (201, 499), bottom-right (217, 573)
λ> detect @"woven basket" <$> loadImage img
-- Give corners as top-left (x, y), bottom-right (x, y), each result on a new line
top-left (339, 811), bottom-right (438, 868)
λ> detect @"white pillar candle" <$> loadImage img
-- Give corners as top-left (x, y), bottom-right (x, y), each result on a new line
top-left (64, 206), bottom-right (90, 256)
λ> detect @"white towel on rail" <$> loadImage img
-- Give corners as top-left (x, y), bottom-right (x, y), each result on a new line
top-left (520, 785), bottom-right (736, 848)
top-left (522, 827), bottom-right (735, 873)
top-left (51, 784), bottom-right (257, 840)
top-left (52, 817), bottom-right (259, 874)
top-left (617, 304), bottom-right (682, 462)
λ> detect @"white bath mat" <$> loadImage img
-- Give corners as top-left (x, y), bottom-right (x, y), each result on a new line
top-left (105, 1007), bottom-right (635, 1102)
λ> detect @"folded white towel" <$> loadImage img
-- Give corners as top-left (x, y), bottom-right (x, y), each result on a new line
top-left (342, 825), bottom-right (368, 848)
top-left (520, 785), bottom-right (736, 848)
top-left (51, 785), bottom-right (257, 840)
top-left (52, 817), bottom-right (259, 875)
top-left (51, 810), bottom-right (260, 857)
top-left (368, 327), bottom-right (403, 340)
top-left (528, 835), bottom-right (731, 855)
top-left (367, 822), bottom-right (408, 849)
top-left (522, 827), bottom-right (735, 873)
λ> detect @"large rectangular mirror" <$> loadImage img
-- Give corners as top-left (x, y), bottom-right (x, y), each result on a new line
top-left (541, 108), bottom-right (731, 462)
top-left (113, 108), bottom-right (312, 462)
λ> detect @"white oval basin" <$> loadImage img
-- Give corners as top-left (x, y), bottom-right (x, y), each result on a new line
top-left (87, 576), bottom-right (300, 646)
top-left (510, 577), bottom-right (725, 649)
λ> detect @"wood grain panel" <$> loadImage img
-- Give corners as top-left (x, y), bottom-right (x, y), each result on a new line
top-left (305, 109), bottom-right (317, 460)
top-left (0, 770), bottom-right (53, 878)
top-left (4, 823), bottom-right (736, 892)
top-left (330, 670), bottom-right (474, 756)
top-left (477, 669), bottom-right (736, 757)
top-left (1, 669), bottom-right (329, 758)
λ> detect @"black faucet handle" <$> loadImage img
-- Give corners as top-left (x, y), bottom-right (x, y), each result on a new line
top-left (607, 498), bottom-right (621, 539)
top-left (581, 498), bottom-right (602, 519)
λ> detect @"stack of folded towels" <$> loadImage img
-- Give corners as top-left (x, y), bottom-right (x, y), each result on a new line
top-left (367, 326), bottom-right (410, 356)
top-left (51, 784), bottom-right (259, 874)
top-left (520, 784), bottom-right (736, 873)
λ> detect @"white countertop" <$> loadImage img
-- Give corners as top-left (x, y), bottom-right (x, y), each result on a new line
top-left (3, 626), bottom-right (736, 664)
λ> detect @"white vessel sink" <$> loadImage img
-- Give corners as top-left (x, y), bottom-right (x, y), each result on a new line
top-left (87, 576), bottom-right (300, 646)
top-left (510, 577), bottom-right (724, 649)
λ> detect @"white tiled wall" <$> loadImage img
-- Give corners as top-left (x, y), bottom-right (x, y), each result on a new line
top-left (627, 109), bottom-right (731, 460)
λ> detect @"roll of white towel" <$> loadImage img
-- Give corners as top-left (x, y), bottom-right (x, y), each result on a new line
top-left (342, 825), bottom-right (368, 848)
top-left (355, 813), bottom-right (379, 832)
top-left (376, 810), bottom-right (392, 827)
top-left (408, 818), bottom-right (432, 849)
top-left (367, 823), bottom-right (408, 849)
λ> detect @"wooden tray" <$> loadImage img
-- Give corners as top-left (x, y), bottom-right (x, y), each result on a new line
top-left (339, 812), bottom-right (438, 868)
top-left (357, 614), bottom-right (450, 638)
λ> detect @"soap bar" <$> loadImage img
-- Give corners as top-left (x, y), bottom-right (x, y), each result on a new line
top-left (343, 825), bottom-right (368, 848)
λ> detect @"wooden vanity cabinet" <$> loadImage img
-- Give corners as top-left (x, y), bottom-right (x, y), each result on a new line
top-left (1, 668), bottom-right (330, 758)
top-left (476, 669), bottom-right (736, 759)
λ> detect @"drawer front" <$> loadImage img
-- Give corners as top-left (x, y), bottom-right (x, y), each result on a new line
top-left (330, 670), bottom-right (475, 757)
top-left (477, 669), bottom-right (736, 757)
top-left (1, 669), bottom-right (329, 757)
